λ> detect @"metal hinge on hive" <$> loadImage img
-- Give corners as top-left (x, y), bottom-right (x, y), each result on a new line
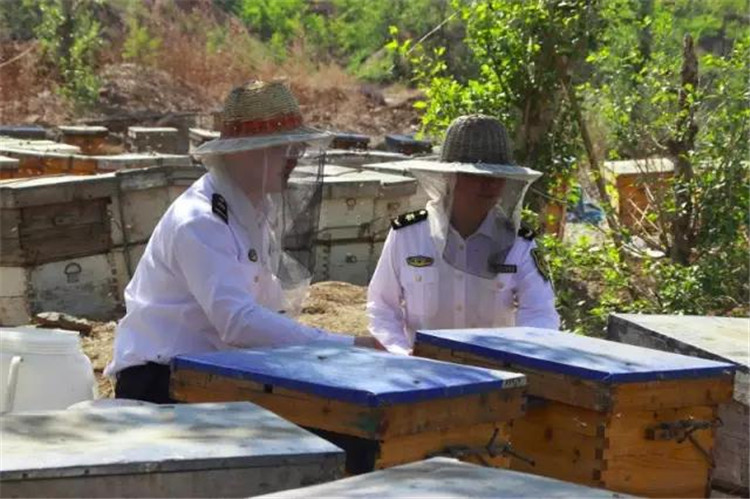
top-left (427, 428), bottom-right (536, 468)
top-left (645, 418), bottom-right (723, 466)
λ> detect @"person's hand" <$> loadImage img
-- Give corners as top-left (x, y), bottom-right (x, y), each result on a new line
top-left (353, 336), bottom-right (386, 350)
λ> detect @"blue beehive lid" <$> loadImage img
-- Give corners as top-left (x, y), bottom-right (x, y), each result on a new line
top-left (173, 344), bottom-right (526, 407)
top-left (416, 327), bottom-right (736, 383)
top-left (0, 125), bottom-right (48, 140)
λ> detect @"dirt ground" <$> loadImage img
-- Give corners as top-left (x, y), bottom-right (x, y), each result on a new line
top-left (81, 281), bottom-right (369, 398)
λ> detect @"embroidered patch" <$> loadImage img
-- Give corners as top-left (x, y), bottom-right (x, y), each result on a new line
top-left (212, 193), bottom-right (228, 224)
top-left (248, 248), bottom-right (258, 262)
top-left (490, 263), bottom-right (517, 274)
top-left (530, 248), bottom-right (550, 281)
top-left (406, 255), bottom-right (434, 267)
top-left (392, 209), bottom-right (428, 230)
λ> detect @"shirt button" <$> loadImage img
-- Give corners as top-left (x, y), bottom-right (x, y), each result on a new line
top-left (497, 282), bottom-right (504, 290)
top-left (456, 273), bottom-right (463, 280)
top-left (254, 276), bottom-right (260, 283)
top-left (459, 244), bottom-right (465, 251)
top-left (456, 305), bottom-right (463, 312)
top-left (415, 275), bottom-right (422, 282)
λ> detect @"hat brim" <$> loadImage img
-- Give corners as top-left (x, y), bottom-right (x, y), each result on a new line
top-left (192, 125), bottom-right (333, 158)
top-left (369, 159), bottom-right (543, 182)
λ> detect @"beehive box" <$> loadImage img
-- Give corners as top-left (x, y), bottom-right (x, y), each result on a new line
top-left (262, 457), bottom-right (629, 498)
top-left (93, 152), bottom-right (192, 172)
top-left (0, 175), bottom-right (117, 266)
top-left (109, 165), bottom-right (205, 247)
top-left (127, 126), bottom-right (180, 154)
top-left (315, 169), bottom-right (417, 241)
top-left (608, 314), bottom-right (749, 497)
top-left (57, 126), bottom-right (109, 155)
top-left (415, 327), bottom-right (736, 498)
top-left (0, 139), bottom-right (89, 176)
top-left (314, 240), bottom-right (383, 285)
top-left (171, 344), bottom-right (527, 475)
top-left (0, 251), bottom-right (123, 325)
top-left (0, 156), bottom-right (19, 179)
top-left (605, 158), bottom-right (675, 230)
top-left (0, 402), bottom-right (345, 498)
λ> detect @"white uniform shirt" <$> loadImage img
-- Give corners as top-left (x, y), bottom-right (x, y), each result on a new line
top-left (105, 173), bottom-right (351, 377)
top-left (367, 213), bottom-right (560, 355)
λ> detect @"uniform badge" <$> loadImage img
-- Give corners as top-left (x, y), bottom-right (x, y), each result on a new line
top-left (406, 255), bottom-right (434, 267)
top-left (530, 248), bottom-right (550, 281)
top-left (490, 263), bottom-right (517, 274)
top-left (212, 193), bottom-right (229, 224)
top-left (391, 209), bottom-right (428, 230)
top-left (248, 249), bottom-right (258, 262)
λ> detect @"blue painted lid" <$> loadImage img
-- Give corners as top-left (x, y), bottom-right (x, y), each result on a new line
top-left (416, 328), bottom-right (736, 383)
top-left (173, 344), bottom-right (526, 407)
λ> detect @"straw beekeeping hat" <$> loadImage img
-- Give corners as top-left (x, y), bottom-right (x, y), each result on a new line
top-left (394, 115), bottom-right (541, 181)
top-left (193, 80), bottom-right (332, 157)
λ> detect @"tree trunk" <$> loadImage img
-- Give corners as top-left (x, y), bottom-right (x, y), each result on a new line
top-left (555, 54), bottom-right (624, 251)
top-left (667, 34), bottom-right (699, 265)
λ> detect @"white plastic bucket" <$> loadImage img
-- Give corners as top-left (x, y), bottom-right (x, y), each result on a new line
top-left (0, 327), bottom-right (96, 413)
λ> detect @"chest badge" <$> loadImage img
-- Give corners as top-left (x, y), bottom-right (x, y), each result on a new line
top-left (406, 255), bottom-right (434, 267)
top-left (248, 248), bottom-right (258, 262)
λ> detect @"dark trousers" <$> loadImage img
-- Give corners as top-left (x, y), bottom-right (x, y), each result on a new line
top-left (115, 362), bottom-right (176, 404)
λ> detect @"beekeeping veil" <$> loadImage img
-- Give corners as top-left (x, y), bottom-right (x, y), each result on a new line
top-left (407, 115), bottom-right (542, 279)
top-left (193, 80), bottom-right (332, 315)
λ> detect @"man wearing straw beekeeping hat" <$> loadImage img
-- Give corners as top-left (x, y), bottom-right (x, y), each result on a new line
top-left (367, 115), bottom-right (559, 355)
top-left (106, 81), bottom-right (379, 403)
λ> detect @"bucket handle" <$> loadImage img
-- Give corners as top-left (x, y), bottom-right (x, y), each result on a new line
top-left (3, 355), bottom-right (23, 414)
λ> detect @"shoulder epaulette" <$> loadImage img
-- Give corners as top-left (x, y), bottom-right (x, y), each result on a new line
top-left (518, 225), bottom-right (536, 240)
top-left (212, 193), bottom-right (229, 224)
top-left (391, 209), bottom-right (428, 230)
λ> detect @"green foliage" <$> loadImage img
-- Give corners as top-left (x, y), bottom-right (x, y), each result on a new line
top-left (29, 0), bottom-right (102, 108)
top-left (406, 0), bottom-right (749, 335)
top-left (122, 2), bottom-right (162, 65)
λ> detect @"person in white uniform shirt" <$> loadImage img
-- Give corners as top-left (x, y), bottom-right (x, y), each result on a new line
top-left (106, 81), bottom-right (378, 403)
top-left (367, 114), bottom-right (560, 355)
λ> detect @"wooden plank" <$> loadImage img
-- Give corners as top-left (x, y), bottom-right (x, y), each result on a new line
top-left (377, 423), bottom-right (510, 470)
top-left (2, 223), bottom-right (112, 266)
top-left (510, 416), bottom-right (605, 485)
top-left (172, 369), bottom-right (524, 440)
top-left (417, 343), bottom-right (613, 411)
top-left (612, 376), bottom-right (734, 410)
top-left (19, 200), bottom-right (108, 233)
top-left (516, 399), bottom-right (607, 438)
top-left (601, 455), bottom-right (709, 498)
top-left (380, 388), bottom-right (524, 439)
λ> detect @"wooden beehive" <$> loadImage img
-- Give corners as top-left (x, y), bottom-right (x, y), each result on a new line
top-left (414, 327), bottom-right (736, 498)
top-left (0, 139), bottom-right (87, 176)
top-left (171, 344), bottom-right (527, 475)
top-left (0, 156), bottom-right (19, 179)
top-left (292, 166), bottom-right (417, 285)
top-left (0, 175), bottom-right (117, 266)
top-left (262, 457), bottom-right (628, 499)
top-left (605, 158), bottom-right (675, 230)
top-left (127, 126), bottom-right (180, 154)
top-left (608, 313), bottom-right (749, 497)
top-left (57, 125), bottom-right (109, 155)
top-left (0, 402), bottom-right (345, 498)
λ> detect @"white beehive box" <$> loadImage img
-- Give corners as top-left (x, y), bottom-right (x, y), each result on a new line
top-left (93, 152), bottom-right (192, 172)
top-left (110, 165), bottom-right (205, 247)
top-left (313, 240), bottom-right (384, 285)
top-left (0, 252), bottom-right (122, 326)
top-left (314, 168), bottom-right (416, 242)
top-left (0, 402), bottom-right (345, 498)
top-left (0, 175), bottom-right (117, 266)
